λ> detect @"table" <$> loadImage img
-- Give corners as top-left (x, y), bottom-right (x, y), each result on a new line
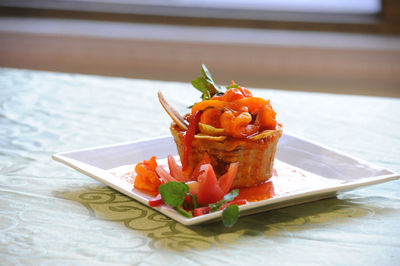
top-left (1, 68), bottom-right (399, 265)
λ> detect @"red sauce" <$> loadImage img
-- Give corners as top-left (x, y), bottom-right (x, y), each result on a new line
top-left (110, 159), bottom-right (341, 204)
top-left (236, 181), bottom-right (275, 202)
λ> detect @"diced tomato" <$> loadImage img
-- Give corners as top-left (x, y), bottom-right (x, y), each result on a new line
top-left (183, 111), bottom-right (201, 170)
top-left (148, 193), bottom-right (163, 207)
top-left (193, 206), bottom-right (211, 217)
top-left (167, 155), bottom-right (185, 181)
top-left (155, 165), bottom-right (176, 183)
top-left (197, 164), bottom-right (224, 205)
top-left (218, 162), bottom-right (239, 194)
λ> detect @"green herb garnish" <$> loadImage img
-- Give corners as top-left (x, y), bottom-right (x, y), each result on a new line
top-left (209, 189), bottom-right (239, 212)
top-left (222, 205), bottom-right (239, 228)
top-left (226, 84), bottom-right (239, 89)
top-left (208, 189), bottom-right (240, 227)
top-left (176, 206), bottom-right (193, 218)
top-left (191, 64), bottom-right (224, 100)
top-left (158, 181), bottom-right (189, 208)
top-left (158, 181), bottom-right (240, 227)
top-left (182, 194), bottom-right (199, 210)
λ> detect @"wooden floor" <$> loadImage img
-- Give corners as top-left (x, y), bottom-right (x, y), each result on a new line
top-left (1, 17), bottom-right (399, 97)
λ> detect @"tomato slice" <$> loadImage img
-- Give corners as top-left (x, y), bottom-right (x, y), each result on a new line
top-left (197, 164), bottom-right (224, 205)
top-left (191, 152), bottom-right (211, 179)
top-left (193, 206), bottom-right (211, 217)
top-left (183, 111), bottom-right (201, 170)
top-left (167, 155), bottom-right (185, 181)
top-left (218, 162), bottom-right (239, 194)
top-left (148, 193), bottom-right (163, 207)
top-left (155, 166), bottom-right (176, 183)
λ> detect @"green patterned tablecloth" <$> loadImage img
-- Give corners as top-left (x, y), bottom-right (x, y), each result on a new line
top-left (1, 68), bottom-right (399, 265)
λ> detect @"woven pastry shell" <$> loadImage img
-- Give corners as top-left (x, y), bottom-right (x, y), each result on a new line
top-left (170, 125), bottom-right (282, 188)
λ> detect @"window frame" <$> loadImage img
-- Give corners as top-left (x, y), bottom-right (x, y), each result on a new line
top-left (0, 0), bottom-right (399, 35)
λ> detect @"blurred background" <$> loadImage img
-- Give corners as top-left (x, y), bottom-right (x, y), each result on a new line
top-left (0, 0), bottom-right (399, 97)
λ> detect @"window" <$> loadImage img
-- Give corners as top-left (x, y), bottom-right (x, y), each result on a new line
top-left (1, 0), bottom-right (397, 34)
top-left (0, 0), bottom-right (398, 97)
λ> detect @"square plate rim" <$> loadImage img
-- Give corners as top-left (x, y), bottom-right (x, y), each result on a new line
top-left (52, 131), bottom-right (400, 226)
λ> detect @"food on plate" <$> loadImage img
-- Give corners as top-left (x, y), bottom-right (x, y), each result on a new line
top-left (165, 64), bottom-right (282, 188)
top-left (135, 155), bottom-right (243, 227)
top-left (134, 65), bottom-right (281, 227)
top-left (133, 156), bottom-right (161, 196)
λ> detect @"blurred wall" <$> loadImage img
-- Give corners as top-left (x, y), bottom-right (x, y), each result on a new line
top-left (0, 16), bottom-right (400, 97)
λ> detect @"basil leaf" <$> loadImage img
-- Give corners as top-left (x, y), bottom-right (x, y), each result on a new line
top-left (201, 64), bottom-right (225, 95)
top-left (192, 65), bottom-right (225, 100)
top-left (191, 77), bottom-right (208, 94)
top-left (191, 77), bottom-right (214, 101)
top-left (158, 182), bottom-right (189, 208)
top-left (201, 64), bottom-right (215, 83)
top-left (222, 205), bottom-right (239, 228)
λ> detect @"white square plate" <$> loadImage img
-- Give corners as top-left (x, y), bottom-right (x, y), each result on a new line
top-left (52, 133), bottom-right (399, 226)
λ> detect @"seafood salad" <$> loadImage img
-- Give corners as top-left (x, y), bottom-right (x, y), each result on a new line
top-left (134, 65), bottom-right (282, 227)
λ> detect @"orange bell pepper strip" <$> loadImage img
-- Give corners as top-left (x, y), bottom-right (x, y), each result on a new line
top-left (191, 100), bottom-right (245, 114)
